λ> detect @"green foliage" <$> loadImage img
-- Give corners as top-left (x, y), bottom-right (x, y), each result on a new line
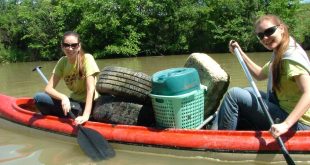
top-left (0, 43), bottom-right (29, 63)
top-left (0, 0), bottom-right (308, 63)
top-left (295, 3), bottom-right (310, 49)
top-left (0, 42), bottom-right (10, 63)
top-left (18, 0), bottom-right (65, 60)
top-left (76, 0), bottom-right (144, 57)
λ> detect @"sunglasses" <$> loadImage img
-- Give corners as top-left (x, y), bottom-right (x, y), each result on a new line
top-left (256, 25), bottom-right (279, 40)
top-left (62, 43), bottom-right (79, 49)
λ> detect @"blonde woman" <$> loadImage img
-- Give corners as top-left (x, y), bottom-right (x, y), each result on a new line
top-left (215, 15), bottom-right (310, 138)
top-left (34, 31), bottom-right (100, 125)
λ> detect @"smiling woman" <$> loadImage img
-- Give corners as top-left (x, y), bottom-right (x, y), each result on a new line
top-left (33, 31), bottom-right (100, 125)
top-left (214, 14), bottom-right (310, 136)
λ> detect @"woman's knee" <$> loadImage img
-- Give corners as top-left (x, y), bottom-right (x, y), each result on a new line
top-left (34, 92), bottom-right (51, 103)
top-left (225, 87), bottom-right (246, 100)
top-left (33, 92), bottom-right (54, 115)
top-left (244, 87), bottom-right (268, 99)
top-left (219, 87), bottom-right (245, 113)
top-left (224, 87), bottom-right (259, 109)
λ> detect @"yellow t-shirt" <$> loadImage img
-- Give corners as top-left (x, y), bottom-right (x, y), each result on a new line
top-left (53, 53), bottom-right (100, 102)
top-left (262, 60), bottom-right (310, 125)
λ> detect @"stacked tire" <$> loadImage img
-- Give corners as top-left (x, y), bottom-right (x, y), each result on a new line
top-left (93, 66), bottom-right (155, 126)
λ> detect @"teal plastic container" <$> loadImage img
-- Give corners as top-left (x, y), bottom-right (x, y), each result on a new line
top-left (151, 68), bottom-right (200, 96)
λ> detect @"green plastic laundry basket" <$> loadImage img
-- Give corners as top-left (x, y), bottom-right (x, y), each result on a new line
top-left (150, 87), bottom-right (205, 129)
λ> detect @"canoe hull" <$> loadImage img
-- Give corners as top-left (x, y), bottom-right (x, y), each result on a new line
top-left (0, 94), bottom-right (309, 162)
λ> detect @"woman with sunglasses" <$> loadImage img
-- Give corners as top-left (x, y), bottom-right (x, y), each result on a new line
top-left (213, 14), bottom-right (310, 138)
top-left (34, 31), bottom-right (100, 125)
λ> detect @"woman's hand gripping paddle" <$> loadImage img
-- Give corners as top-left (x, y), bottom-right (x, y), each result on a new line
top-left (33, 66), bottom-right (115, 161)
top-left (231, 43), bottom-right (295, 165)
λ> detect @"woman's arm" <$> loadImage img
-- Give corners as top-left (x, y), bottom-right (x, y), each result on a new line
top-left (74, 74), bottom-right (96, 124)
top-left (270, 74), bottom-right (310, 138)
top-left (229, 40), bottom-right (267, 80)
top-left (45, 74), bottom-right (71, 116)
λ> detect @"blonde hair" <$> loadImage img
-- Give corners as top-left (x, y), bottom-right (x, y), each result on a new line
top-left (255, 15), bottom-right (290, 91)
top-left (62, 31), bottom-right (85, 78)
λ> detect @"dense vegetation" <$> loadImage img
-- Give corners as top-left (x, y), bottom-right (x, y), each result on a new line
top-left (0, 0), bottom-right (309, 63)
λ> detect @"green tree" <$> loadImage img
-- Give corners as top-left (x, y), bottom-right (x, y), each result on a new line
top-left (17, 0), bottom-right (65, 60)
top-left (0, 0), bottom-right (307, 63)
top-left (68, 0), bottom-right (148, 58)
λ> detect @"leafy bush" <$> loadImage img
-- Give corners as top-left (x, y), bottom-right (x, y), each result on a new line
top-left (0, 0), bottom-right (308, 63)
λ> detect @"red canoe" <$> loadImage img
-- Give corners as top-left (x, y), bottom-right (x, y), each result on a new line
top-left (0, 93), bottom-right (309, 163)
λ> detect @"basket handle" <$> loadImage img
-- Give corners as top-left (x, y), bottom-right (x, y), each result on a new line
top-left (155, 98), bottom-right (164, 103)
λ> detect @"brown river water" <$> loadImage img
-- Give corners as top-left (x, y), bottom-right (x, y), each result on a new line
top-left (0, 51), bottom-right (308, 165)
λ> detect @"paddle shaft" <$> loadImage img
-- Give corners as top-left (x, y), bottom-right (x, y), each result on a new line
top-left (233, 47), bottom-right (295, 165)
top-left (196, 110), bottom-right (218, 130)
top-left (33, 66), bottom-right (49, 84)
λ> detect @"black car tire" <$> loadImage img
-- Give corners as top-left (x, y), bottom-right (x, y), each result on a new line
top-left (93, 95), bottom-right (155, 126)
top-left (96, 66), bottom-right (152, 104)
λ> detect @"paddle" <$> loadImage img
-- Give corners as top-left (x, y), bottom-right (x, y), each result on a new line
top-left (232, 44), bottom-right (295, 165)
top-left (32, 66), bottom-right (115, 161)
top-left (195, 111), bottom-right (218, 130)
